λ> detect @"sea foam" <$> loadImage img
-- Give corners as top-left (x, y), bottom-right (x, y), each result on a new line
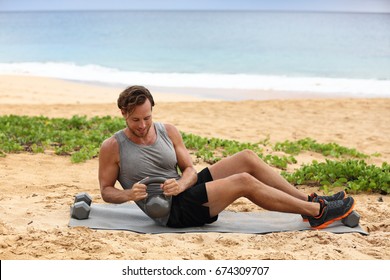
top-left (1, 62), bottom-right (389, 99)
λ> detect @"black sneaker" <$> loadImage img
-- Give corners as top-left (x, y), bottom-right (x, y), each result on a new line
top-left (308, 197), bottom-right (355, 229)
top-left (302, 190), bottom-right (346, 221)
top-left (308, 190), bottom-right (346, 202)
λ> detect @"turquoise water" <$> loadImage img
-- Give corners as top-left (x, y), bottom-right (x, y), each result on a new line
top-left (0, 10), bottom-right (389, 99)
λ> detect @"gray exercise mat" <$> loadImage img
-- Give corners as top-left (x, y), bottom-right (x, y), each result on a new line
top-left (68, 203), bottom-right (368, 235)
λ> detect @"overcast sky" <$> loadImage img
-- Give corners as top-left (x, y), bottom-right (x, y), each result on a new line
top-left (0, 0), bottom-right (389, 13)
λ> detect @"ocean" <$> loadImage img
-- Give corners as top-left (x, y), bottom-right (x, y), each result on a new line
top-left (0, 10), bottom-right (389, 100)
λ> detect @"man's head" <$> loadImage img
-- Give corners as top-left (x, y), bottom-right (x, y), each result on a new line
top-left (117, 85), bottom-right (155, 115)
top-left (118, 85), bottom-right (155, 139)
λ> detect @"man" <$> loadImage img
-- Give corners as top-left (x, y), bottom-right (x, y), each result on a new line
top-left (98, 85), bottom-right (354, 229)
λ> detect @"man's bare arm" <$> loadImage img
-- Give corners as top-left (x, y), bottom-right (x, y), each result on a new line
top-left (98, 136), bottom-right (147, 203)
top-left (165, 124), bottom-right (197, 194)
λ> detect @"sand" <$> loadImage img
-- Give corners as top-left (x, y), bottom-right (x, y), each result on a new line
top-left (0, 75), bottom-right (389, 260)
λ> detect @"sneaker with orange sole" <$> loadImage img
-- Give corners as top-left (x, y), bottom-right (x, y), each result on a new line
top-left (302, 190), bottom-right (347, 222)
top-left (308, 196), bottom-right (355, 229)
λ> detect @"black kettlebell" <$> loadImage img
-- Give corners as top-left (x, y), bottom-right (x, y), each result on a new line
top-left (139, 177), bottom-right (171, 218)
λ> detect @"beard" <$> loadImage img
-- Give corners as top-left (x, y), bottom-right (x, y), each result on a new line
top-left (127, 123), bottom-right (151, 139)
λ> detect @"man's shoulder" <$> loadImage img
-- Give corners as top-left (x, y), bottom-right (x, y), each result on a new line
top-left (99, 135), bottom-right (120, 163)
top-left (161, 123), bottom-right (179, 134)
top-left (160, 122), bottom-right (176, 130)
top-left (160, 123), bottom-right (182, 142)
top-left (100, 135), bottom-right (119, 151)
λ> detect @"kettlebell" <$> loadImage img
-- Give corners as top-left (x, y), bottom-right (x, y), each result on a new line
top-left (145, 195), bottom-right (171, 218)
top-left (139, 177), bottom-right (171, 218)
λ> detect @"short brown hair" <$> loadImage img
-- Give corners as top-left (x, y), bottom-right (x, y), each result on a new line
top-left (117, 85), bottom-right (155, 114)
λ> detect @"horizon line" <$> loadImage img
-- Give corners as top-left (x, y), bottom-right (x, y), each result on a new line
top-left (0, 9), bottom-right (389, 14)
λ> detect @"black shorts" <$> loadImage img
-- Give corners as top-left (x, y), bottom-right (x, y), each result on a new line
top-left (167, 167), bottom-right (218, 228)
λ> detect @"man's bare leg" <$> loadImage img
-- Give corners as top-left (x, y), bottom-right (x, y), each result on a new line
top-left (208, 149), bottom-right (308, 201)
top-left (204, 172), bottom-right (320, 217)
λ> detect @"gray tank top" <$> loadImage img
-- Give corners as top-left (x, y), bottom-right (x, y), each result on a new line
top-left (114, 122), bottom-right (181, 225)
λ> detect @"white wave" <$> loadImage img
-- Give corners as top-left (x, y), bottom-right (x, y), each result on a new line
top-left (0, 62), bottom-right (389, 98)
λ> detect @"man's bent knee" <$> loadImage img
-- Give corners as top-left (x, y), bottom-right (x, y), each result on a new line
top-left (238, 149), bottom-right (265, 168)
top-left (238, 149), bottom-right (257, 158)
top-left (230, 172), bottom-right (258, 196)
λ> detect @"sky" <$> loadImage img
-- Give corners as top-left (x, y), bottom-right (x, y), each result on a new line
top-left (0, 0), bottom-right (389, 13)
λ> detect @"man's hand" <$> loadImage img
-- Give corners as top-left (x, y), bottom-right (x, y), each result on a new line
top-left (161, 179), bottom-right (182, 196)
top-left (131, 181), bottom-right (148, 201)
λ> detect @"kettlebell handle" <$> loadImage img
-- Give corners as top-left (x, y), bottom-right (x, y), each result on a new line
top-left (139, 177), bottom-right (167, 186)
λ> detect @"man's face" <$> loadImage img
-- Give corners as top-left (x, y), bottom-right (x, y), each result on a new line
top-left (124, 99), bottom-right (153, 138)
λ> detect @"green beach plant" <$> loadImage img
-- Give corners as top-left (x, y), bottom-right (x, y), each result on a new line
top-left (0, 115), bottom-right (388, 194)
top-left (282, 160), bottom-right (389, 194)
top-left (181, 132), bottom-right (264, 164)
top-left (0, 115), bottom-right (124, 162)
top-left (181, 132), bottom-right (296, 169)
top-left (273, 137), bottom-right (369, 158)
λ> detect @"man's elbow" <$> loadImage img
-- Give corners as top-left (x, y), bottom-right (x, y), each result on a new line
top-left (101, 193), bottom-right (110, 203)
top-left (100, 186), bottom-right (112, 203)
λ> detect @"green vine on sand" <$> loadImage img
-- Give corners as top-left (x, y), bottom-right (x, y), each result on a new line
top-left (282, 160), bottom-right (389, 195)
top-left (0, 115), bottom-right (124, 162)
top-left (273, 137), bottom-right (370, 158)
top-left (0, 115), bottom-right (388, 194)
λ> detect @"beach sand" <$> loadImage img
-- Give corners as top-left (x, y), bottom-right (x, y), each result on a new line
top-left (0, 75), bottom-right (389, 260)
